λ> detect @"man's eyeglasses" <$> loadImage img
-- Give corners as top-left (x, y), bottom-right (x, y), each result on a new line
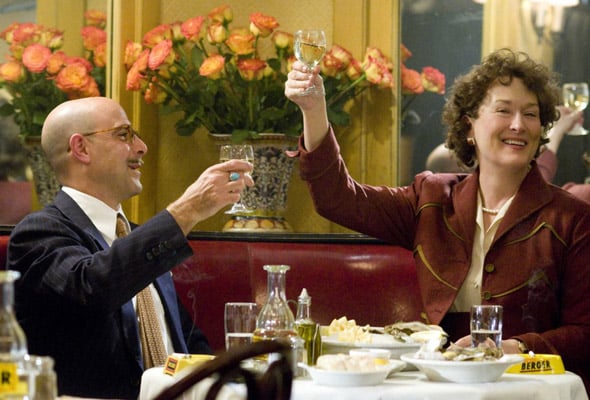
top-left (79, 125), bottom-right (141, 144)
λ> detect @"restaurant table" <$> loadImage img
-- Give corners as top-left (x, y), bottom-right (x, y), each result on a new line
top-left (140, 367), bottom-right (589, 400)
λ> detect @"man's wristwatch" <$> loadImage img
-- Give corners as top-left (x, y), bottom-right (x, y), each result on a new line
top-left (517, 340), bottom-right (528, 353)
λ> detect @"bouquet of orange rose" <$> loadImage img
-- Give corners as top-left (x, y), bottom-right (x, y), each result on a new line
top-left (399, 43), bottom-right (446, 125)
top-left (0, 10), bottom-right (107, 138)
top-left (124, 4), bottom-right (395, 142)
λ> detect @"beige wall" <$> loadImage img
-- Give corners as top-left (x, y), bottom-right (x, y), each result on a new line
top-left (38, 0), bottom-right (400, 233)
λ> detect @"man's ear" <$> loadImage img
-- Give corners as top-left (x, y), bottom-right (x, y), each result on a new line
top-left (69, 134), bottom-right (91, 164)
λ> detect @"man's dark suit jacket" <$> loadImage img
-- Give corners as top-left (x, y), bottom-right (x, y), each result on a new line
top-left (7, 191), bottom-right (211, 399)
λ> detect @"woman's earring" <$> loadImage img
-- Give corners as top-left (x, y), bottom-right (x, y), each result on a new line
top-left (467, 137), bottom-right (476, 146)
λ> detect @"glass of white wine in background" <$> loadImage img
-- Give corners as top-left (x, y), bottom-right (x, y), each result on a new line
top-left (219, 144), bottom-right (254, 214)
top-left (562, 82), bottom-right (589, 136)
top-left (294, 29), bottom-right (327, 96)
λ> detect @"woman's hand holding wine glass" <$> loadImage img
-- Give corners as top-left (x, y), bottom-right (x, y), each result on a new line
top-left (294, 29), bottom-right (326, 96)
top-left (562, 82), bottom-right (589, 136)
top-left (219, 144), bottom-right (255, 215)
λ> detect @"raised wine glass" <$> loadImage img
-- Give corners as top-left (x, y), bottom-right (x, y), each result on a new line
top-left (220, 144), bottom-right (254, 214)
top-left (294, 29), bottom-right (327, 96)
top-left (562, 82), bottom-right (589, 136)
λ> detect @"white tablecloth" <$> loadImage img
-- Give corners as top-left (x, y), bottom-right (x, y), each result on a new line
top-left (140, 368), bottom-right (589, 400)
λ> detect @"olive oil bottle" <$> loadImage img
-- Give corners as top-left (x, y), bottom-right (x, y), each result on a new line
top-left (294, 288), bottom-right (322, 365)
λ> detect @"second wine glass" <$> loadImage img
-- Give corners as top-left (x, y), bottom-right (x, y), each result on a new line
top-left (294, 29), bottom-right (326, 96)
top-left (220, 144), bottom-right (254, 215)
top-left (562, 82), bottom-right (589, 136)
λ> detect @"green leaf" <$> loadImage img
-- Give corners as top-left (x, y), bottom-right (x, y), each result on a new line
top-left (0, 103), bottom-right (15, 117)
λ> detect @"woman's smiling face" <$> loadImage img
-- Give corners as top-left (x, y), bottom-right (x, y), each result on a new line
top-left (468, 77), bottom-right (542, 172)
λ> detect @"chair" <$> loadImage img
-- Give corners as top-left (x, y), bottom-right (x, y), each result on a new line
top-left (153, 340), bottom-right (293, 400)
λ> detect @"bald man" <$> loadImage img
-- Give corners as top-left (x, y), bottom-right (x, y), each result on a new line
top-left (7, 97), bottom-right (253, 398)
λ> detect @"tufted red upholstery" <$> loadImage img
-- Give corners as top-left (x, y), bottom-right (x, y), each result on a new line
top-left (174, 233), bottom-right (421, 352)
top-left (0, 234), bottom-right (8, 270)
top-left (0, 230), bottom-right (422, 353)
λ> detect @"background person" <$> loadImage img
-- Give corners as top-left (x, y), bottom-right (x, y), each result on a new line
top-left (7, 97), bottom-right (253, 399)
top-left (285, 49), bottom-right (590, 389)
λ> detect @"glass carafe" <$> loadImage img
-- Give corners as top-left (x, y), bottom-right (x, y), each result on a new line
top-left (254, 265), bottom-right (297, 342)
top-left (253, 265), bottom-right (299, 369)
top-left (0, 270), bottom-right (29, 399)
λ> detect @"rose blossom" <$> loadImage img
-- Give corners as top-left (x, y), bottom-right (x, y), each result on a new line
top-left (207, 22), bottom-right (227, 44)
top-left (12, 23), bottom-right (39, 46)
top-left (143, 24), bottom-right (172, 48)
top-left (93, 43), bottom-right (107, 68)
top-left (421, 66), bottom-right (445, 94)
top-left (346, 58), bottom-right (363, 81)
top-left (321, 51), bottom-right (345, 78)
top-left (78, 78), bottom-right (100, 98)
top-left (56, 62), bottom-right (91, 95)
top-left (401, 66), bottom-right (424, 95)
top-left (249, 13), bottom-right (279, 38)
top-left (124, 41), bottom-right (143, 69)
top-left (237, 58), bottom-right (266, 81)
top-left (126, 63), bottom-right (147, 91)
top-left (226, 30), bottom-right (255, 55)
top-left (144, 80), bottom-right (167, 104)
top-left (66, 56), bottom-right (93, 72)
top-left (84, 9), bottom-right (107, 28)
top-left (329, 45), bottom-right (353, 68)
top-left (199, 54), bottom-right (225, 80)
top-left (126, 49), bottom-right (150, 90)
top-left (0, 23), bottom-right (19, 44)
top-left (181, 16), bottom-right (205, 42)
top-left (81, 26), bottom-right (106, 51)
top-left (401, 43), bottom-right (412, 63)
top-left (39, 27), bottom-right (63, 50)
top-left (133, 49), bottom-right (150, 73)
top-left (272, 31), bottom-right (292, 50)
top-left (46, 51), bottom-right (67, 74)
top-left (22, 43), bottom-right (51, 73)
top-left (148, 39), bottom-right (175, 70)
top-left (364, 57), bottom-right (393, 89)
top-left (363, 47), bottom-right (392, 70)
top-left (0, 61), bottom-right (23, 82)
top-left (169, 22), bottom-right (185, 43)
top-left (208, 5), bottom-right (233, 24)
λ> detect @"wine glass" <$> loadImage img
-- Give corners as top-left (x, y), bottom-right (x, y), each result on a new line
top-left (294, 29), bottom-right (327, 96)
top-left (562, 82), bottom-right (589, 136)
top-left (219, 144), bottom-right (254, 214)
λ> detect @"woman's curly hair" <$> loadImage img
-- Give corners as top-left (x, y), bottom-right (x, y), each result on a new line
top-left (441, 48), bottom-right (561, 168)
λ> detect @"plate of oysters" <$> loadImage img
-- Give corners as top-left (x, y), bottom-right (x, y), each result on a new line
top-left (321, 318), bottom-right (446, 360)
top-left (401, 343), bottom-right (524, 383)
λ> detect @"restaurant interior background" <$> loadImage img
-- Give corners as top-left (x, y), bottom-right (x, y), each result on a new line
top-left (0, 0), bottom-right (589, 233)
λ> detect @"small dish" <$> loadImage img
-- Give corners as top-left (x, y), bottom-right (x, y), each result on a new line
top-left (298, 360), bottom-right (405, 386)
top-left (322, 332), bottom-right (420, 360)
top-left (400, 352), bottom-right (524, 383)
top-left (349, 348), bottom-right (391, 361)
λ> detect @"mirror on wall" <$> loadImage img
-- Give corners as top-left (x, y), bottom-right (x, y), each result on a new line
top-left (0, 0), bottom-right (107, 224)
top-left (400, 0), bottom-right (590, 186)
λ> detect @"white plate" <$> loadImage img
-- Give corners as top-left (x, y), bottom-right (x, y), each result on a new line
top-left (400, 352), bottom-right (524, 383)
top-left (298, 360), bottom-right (406, 386)
top-left (322, 333), bottom-right (421, 359)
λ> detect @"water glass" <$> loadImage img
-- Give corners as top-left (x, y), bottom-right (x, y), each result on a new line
top-left (224, 302), bottom-right (258, 351)
top-left (470, 305), bottom-right (503, 348)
